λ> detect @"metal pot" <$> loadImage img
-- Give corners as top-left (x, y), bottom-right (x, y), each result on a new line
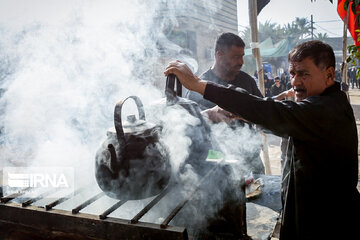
top-left (95, 96), bottom-right (171, 200)
top-left (163, 74), bottom-right (212, 175)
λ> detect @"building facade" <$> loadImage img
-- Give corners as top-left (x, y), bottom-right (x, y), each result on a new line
top-left (158, 0), bottom-right (238, 75)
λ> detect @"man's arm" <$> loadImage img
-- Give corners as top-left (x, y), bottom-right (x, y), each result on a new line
top-left (164, 61), bottom-right (322, 141)
top-left (203, 82), bottom-right (322, 141)
top-left (272, 89), bottom-right (295, 101)
top-left (201, 105), bottom-right (247, 123)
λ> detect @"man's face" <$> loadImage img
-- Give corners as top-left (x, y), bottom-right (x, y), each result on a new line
top-left (275, 79), bottom-right (281, 87)
top-left (289, 57), bottom-right (334, 101)
top-left (217, 45), bottom-right (244, 77)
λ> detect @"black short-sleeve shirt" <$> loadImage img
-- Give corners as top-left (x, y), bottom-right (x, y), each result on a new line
top-left (186, 69), bottom-right (263, 110)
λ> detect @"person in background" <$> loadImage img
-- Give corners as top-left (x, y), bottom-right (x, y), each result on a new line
top-left (254, 70), bottom-right (258, 79)
top-left (165, 40), bottom-right (359, 240)
top-left (186, 32), bottom-right (265, 174)
top-left (335, 68), bottom-right (341, 83)
top-left (270, 76), bottom-right (286, 97)
top-left (187, 33), bottom-right (262, 110)
top-left (263, 73), bottom-right (272, 97)
top-left (354, 67), bottom-right (359, 89)
top-left (349, 67), bottom-right (357, 89)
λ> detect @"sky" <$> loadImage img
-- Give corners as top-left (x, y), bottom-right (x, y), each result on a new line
top-left (238, 0), bottom-right (346, 38)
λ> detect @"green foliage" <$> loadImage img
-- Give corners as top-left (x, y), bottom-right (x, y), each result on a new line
top-left (315, 32), bottom-right (329, 40)
top-left (259, 20), bottom-right (284, 43)
top-left (346, 45), bottom-right (360, 65)
top-left (240, 17), bottom-right (314, 48)
top-left (240, 16), bottom-right (317, 74)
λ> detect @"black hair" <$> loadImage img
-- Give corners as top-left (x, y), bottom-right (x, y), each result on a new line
top-left (215, 32), bottom-right (245, 53)
top-left (288, 40), bottom-right (335, 69)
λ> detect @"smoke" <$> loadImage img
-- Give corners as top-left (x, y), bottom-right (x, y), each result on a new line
top-left (0, 0), bottom-right (263, 238)
top-left (210, 122), bottom-right (263, 175)
top-left (0, 0), bottom-right (167, 171)
top-left (0, 0), bottom-right (223, 165)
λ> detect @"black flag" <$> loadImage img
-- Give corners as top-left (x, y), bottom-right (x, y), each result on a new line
top-left (257, 0), bottom-right (270, 15)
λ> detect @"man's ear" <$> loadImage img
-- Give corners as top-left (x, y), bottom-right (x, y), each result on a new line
top-left (325, 66), bottom-right (335, 85)
top-left (215, 50), bottom-right (224, 58)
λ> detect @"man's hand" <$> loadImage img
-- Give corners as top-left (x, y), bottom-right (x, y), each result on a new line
top-left (286, 88), bottom-right (295, 98)
top-left (273, 88), bottom-right (295, 100)
top-left (202, 106), bottom-right (248, 124)
top-left (164, 60), bottom-right (207, 95)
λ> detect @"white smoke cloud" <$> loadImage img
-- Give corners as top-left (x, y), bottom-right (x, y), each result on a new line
top-left (0, 0), bottom-right (167, 170)
top-left (0, 0), bottom-right (225, 197)
top-left (0, 1), bottom-right (263, 237)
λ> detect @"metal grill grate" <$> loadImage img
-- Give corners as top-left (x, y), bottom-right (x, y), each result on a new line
top-left (0, 166), bottom-right (223, 240)
top-left (0, 184), bottom-right (188, 240)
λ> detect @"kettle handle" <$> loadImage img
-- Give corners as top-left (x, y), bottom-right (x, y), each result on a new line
top-left (165, 74), bottom-right (182, 103)
top-left (114, 96), bottom-right (145, 145)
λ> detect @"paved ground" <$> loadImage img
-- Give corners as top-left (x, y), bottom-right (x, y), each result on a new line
top-left (346, 88), bottom-right (360, 191)
top-left (263, 87), bottom-right (360, 191)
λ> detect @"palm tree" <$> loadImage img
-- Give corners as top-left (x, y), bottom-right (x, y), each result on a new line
top-left (315, 32), bottom-right (329, 41)
top-left (240, 27), bottom-right (252, 46)
top-left (283, 22), bottom-right (298, 38)
top-left (240, 20), bottom-right (285, 46)
top-left (240, 17), bottom-right (313, 51)
top-left (283, 17), bottom-right (312, 46)
top-left (294, 17), bottom-right (312, 39)
top-left (259, 20), bottom-right (284, 42)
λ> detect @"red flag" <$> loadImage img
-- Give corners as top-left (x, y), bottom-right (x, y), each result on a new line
top-left (337, 0), bottom-right (360, 46)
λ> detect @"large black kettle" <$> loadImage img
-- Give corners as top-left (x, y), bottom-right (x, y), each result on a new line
top-left (163, 74), bottom-right (212, 175)
top-left (95, 96), bottom-right (171, 200)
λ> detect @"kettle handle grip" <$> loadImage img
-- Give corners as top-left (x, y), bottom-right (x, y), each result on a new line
top-left (165, 74), bottom-right (182, 102)
top-left (114, 96), bottom-right (145, 145)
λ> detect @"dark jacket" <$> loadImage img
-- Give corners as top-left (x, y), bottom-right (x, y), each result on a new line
top-left (270, 83), bottom-right (286, 97)
top-left (204, 81), bottom-right (360, 239)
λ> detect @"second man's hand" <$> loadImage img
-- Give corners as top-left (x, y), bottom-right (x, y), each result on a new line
top-left (164, 60), bottom-right (208, 95)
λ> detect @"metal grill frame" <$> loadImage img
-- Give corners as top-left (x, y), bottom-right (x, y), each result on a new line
top-left (0, 196), bottom-right (188, 240)
top-left (0, 165), bottom-right (251, 240)
top-left (0, 169), bottom-right (216, 240)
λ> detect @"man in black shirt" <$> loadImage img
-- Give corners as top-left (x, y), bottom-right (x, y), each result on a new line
top-left (186, 33), bottom-right (264, 174)
top-left (165, 40), bottom-right (360, 240)
top-left (186, 33), bottom-right (262, 110)
top-left (270, 76), bottom-right (286, 97)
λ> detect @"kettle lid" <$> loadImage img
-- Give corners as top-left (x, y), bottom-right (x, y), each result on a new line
top-left (122, 114), bottom-right (145, 128)
top-left (108, 114), bottom-right (156, 136)
top-left (122, 114), bottom-right (157, 133)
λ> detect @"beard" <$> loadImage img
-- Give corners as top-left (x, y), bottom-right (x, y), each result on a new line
top-left (224, 64), bottom-right (242, 78)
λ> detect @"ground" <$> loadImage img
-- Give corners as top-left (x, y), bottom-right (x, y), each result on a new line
top-left (348, 88), bottom-right (360, 192)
